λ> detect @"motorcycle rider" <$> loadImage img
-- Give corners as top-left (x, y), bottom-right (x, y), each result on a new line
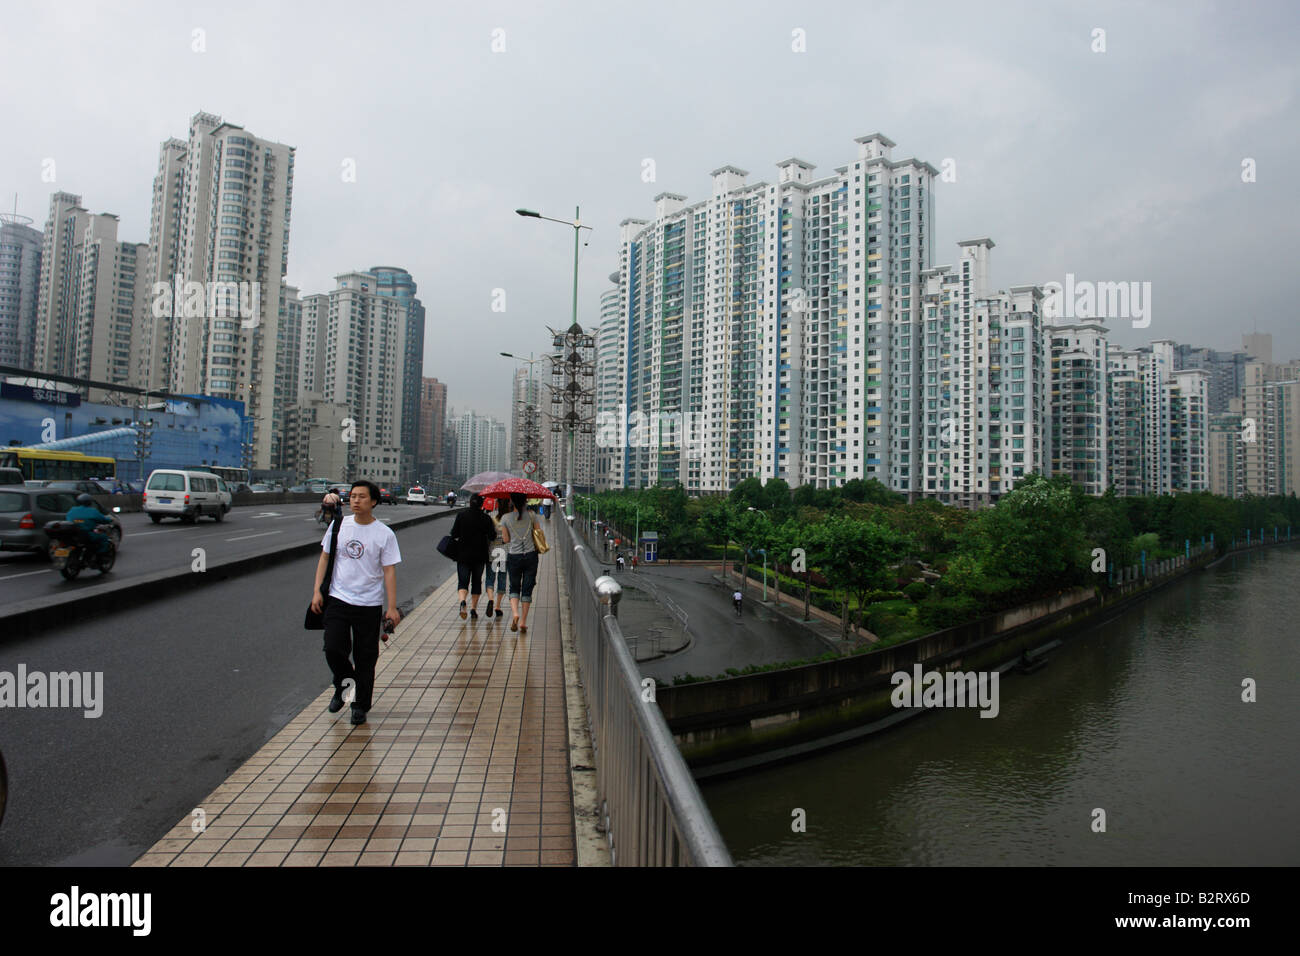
top-left (66, 493), bottom-right (113, 555)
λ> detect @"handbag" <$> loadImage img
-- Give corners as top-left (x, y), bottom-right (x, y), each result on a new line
top-left (305, 514), bottom-right (344, 629)
top-left (436, 533), bottom-right (460, 560)
top-left (531, 516), bottom-right (549, 554)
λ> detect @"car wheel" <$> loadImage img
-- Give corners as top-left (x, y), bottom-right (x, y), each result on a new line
top-left (149, 514), bottom-right (162, 524)
top-left (214, 508), bottom-right (224, 523)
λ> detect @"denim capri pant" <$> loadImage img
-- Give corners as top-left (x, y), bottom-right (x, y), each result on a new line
top-left (507, 550), bottom-right (539, 602)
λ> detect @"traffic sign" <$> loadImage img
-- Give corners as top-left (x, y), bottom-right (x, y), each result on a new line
top-left (523, 460), bottom-right (537, 475)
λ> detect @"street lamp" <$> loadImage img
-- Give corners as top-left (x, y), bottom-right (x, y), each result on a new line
top-left (515, 206), bottom-right (593, 511)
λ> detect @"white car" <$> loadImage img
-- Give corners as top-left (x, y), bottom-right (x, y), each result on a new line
top-left (406, 486), bottom-right (427, 505)
top-left (142, 469), bottom-right (230, 524)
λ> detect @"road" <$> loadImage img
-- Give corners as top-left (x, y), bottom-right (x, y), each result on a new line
top-left (0, 501), bottom-right (447, 607)
top-left (0, 515), bottom-right (458, 866)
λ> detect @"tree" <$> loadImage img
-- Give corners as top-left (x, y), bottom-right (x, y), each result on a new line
top-left (809, 515), bottom-right (911, 638)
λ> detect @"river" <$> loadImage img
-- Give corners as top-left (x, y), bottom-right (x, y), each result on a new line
top-left (699, 545), bottom-right (1300, 865)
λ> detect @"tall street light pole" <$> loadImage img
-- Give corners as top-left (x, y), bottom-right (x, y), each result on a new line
top-left (516, 206), bottom-right (593, 514)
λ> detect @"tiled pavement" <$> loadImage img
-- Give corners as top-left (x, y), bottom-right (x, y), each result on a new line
top-left (134, 547), bottom-right (583, 867)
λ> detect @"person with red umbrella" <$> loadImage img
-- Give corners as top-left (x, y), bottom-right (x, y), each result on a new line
top-left (492, 483), bottom-right (551, 634)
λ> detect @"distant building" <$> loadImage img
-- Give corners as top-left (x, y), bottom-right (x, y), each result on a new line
top-left (450, 408), bottom-right (506, 476)
top-left (0, 214), bottom-right (43, 369)
top-left (32, 192), bottom-right (150, 399)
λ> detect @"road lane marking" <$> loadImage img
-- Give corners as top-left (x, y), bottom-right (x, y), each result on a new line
top-left (0, 567), bottom-right (53, 580)
top-left (225, 530), bottom-right (283, 542)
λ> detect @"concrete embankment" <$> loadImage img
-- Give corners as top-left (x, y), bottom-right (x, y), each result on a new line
top-left (660, 538), bottom-right (1298, 779)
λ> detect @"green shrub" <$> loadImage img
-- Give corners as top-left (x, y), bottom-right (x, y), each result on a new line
top-left (903, 581), bottom-right (930, 603)
top-left (918, 594), bottom-right (981, 629)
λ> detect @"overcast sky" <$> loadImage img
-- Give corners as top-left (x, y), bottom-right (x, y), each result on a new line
top-left (4, 0), bottom-right (1297, 423)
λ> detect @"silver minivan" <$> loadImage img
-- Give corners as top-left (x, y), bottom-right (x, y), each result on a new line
top-left (143, 469), bottom-right (230, 523)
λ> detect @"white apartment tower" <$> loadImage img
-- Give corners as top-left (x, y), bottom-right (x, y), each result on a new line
top-left (1049, 320), bottom-right (1110, 495)
top-left (919, 240), bottom-right (1049, 506)
top-left (303, 272), bottom-right (408, 476)
top-left (594, 282), bottom-right (623, 489)
top-left (140, 112), bottom-right (295, 469)
top-left (0, 214), bottom-right (43, 369)
top-left (33, 192), bottom-right (150, 396)
top-left (1108, 341), bottom-right (1208, 494)
top-left (611, 134), bottom-right (937, 495)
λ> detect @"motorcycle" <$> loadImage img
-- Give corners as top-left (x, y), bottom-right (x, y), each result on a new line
top-left (42, 520), bottom-right (118, 580)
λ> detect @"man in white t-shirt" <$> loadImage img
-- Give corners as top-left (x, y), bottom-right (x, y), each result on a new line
top-left (310, 480), bottom-right (402, 726)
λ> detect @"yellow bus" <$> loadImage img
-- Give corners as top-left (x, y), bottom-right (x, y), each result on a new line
top-left (0, 448), bottom-right (117, 482)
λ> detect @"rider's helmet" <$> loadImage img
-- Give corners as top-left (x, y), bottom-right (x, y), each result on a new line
top-left (76, 493), bottom-right (94, 505)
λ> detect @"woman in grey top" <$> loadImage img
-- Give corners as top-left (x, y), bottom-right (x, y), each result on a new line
top-left (499, 491), bottom-right (541, 633)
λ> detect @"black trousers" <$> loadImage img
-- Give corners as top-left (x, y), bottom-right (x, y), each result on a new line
top-left (323, 599), bottom-right (382, 711)
top-left (456, 560), bottom-right (486, 594)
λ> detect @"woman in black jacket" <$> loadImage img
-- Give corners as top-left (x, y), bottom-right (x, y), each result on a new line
top-left (451, 493), bottom-right (497, 619)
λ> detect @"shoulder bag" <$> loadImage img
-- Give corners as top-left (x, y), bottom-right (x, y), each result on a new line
top-left (305, 515), bottom-right (344, 629)
top-left (531, 512), bottom-right (549, 554)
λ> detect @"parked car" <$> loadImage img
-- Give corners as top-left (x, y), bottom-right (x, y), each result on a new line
top-left (0, 467), bottom-right (24, 486)
top-left (379, 488), bottom-right (395, 504)
top-left (126, 479), bottom-right (145, 493)
top-left (249, 483), bottom-right (272, 493)
top-left (0, 487), bottom-right (121, 556)
top-left (405, 485), bottom-right (427, 505)
top-left (142, 469), bottom-right (230, 523)
top-left (287, 484), bottom-right (308, 493)
top-left (41, 479), bottom-right (118, 496)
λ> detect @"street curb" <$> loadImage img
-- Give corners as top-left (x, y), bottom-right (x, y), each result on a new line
top-left (0, 509), bottom-right (454, 642)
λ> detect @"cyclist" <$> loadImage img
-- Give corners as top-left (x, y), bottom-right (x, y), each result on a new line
top-left (732, 589), bottom-right (743, 616)
top-left (66, 493), bottom-right (113, 555)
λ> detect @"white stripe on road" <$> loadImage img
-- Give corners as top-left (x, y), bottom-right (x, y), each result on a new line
top-left (0, 567), bottom-right (52, 580)
top-left (225, 530), bottom-right (282, 542)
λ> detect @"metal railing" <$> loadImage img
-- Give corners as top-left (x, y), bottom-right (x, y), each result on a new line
top-left (558, 511), bottom-right (732, 866)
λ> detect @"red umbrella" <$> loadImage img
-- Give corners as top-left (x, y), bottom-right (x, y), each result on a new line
top-left (479, 477), bottom-right (556, 501)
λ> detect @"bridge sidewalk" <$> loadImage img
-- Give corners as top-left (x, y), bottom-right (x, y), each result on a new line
top-left (133, 543), bottom-right (592, 867)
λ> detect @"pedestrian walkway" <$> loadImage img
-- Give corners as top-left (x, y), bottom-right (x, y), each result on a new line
top-left (133, 548), bottom-right (584, 867)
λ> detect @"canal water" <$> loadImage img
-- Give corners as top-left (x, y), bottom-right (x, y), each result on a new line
top-left (700, 545), bottom-right (1300, 865)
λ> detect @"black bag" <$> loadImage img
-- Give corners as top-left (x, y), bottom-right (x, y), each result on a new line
top-left (305, 514), bottom-right (344, 630)
top-left (437, 533), bottom-right (459, 561)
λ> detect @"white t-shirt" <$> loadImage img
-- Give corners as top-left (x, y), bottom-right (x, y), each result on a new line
top-left (322, 515), bottom-right (401, 607)
top-left (733, 591), bottom-right (743, 601)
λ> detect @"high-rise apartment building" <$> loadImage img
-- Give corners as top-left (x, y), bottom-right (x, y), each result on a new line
top-left (1108, 341), bottom-right (1208, 494)
top-left (417, 377), bottom-right (447, 476)
top-left (608, 134), bottom-right (938, 495)
top-left (33, 192), bottom-right (150, 397)
top-left (449, 409), bottom-right (506, 476)
top-left (368, 266), bottom-right (425, 479)
top-left (919, 240), bottom-right (1049, 506)
top-left (1208, 400), bottom-right (1245, 498)
top-left (594, 282), bottom-right (623, 490)
top-left (140, 112), bottom-right (295, 469)
top-left (300, 272), bottom-right (407, 479)
top-left (1240, 361), bottom-right (1300, 496)
top-left (1049, 320), bottom-right (1109, 495)
top-left (0, 213), bottom-right (43, 369)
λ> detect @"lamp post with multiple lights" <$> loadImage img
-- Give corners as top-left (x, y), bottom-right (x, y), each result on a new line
top-left (515, 206), bottom-right (594, 511)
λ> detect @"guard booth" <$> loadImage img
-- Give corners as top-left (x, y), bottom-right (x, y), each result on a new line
top-left (639, 530), bottom-right (658, 563)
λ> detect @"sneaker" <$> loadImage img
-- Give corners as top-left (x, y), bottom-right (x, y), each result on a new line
top-left (486, 599), bottom-right (494, 616)
top-left (350, 705), bottom-right (367, 726)
top-left (470, 608), bottom-right (478, 619)
top-left (459, 600), bottom-right (467, 620)
top-left (328, 688), bottom-right (344, 713)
